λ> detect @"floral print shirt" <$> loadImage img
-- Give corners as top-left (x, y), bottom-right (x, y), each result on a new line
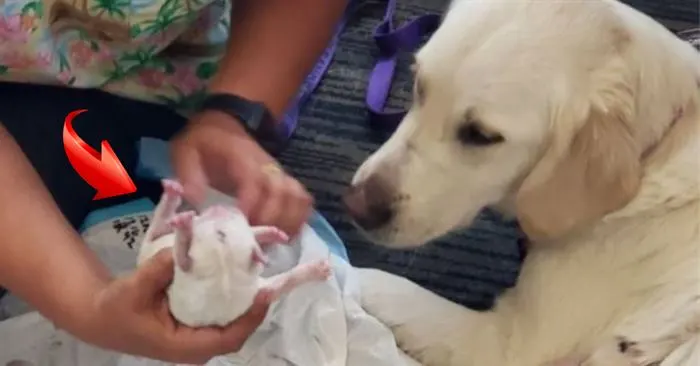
top-left (0, 0), bottom-right (230, 112)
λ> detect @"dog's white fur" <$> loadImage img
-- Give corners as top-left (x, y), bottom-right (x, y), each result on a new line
top-left (350, 0), bottom-right (700, 365)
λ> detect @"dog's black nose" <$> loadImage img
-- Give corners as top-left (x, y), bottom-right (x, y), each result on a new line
top-left (343, 175), bottom-right (396, 231)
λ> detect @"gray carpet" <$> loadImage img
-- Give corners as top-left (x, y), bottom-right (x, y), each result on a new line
top-left (275, 0), bottom-right (699, 311)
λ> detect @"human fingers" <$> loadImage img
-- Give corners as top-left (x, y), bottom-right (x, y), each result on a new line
top-left (276, 177), bottom-right (314, 237)
top-left (163, 292), bottom-right (271, 362)
top-left (131, 249), bottom-right (175, 297)
top-left (249, 168), bottom-right (286, 227)
top-left (213, 290), bottom-right (272, 350)
top-left (231, 167), bottom-right (263, 219)
top-left (171, 141), bottom-right (208, 207)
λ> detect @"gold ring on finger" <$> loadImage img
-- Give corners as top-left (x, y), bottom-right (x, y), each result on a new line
top-left (261, 163), bottom-right (284, 178)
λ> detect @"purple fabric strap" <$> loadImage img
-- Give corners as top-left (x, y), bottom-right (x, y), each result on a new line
top-left (278, 2), bottom-right (355, 140)
top-left (366, 0), bottom-right (441, 131)
top-left (277, 0), bottom-right (440, 141)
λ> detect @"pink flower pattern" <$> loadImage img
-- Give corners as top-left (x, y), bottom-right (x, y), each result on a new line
top-left (168, 64), bottom-right (202, 95)
top-left (0, 15), bottom-right (29, 43)
top-left (1, 49), bottom-right (36, 69)
top-left (137, 68), bottom-right (167, 89)
top-left (68, 40), bottom-right (96, 68)
top-left (0, 0), bottom-right (227, 107)
top-left (34, 50), bottom-right (53, 67)
top-left (0, 15), bottom-right (53, 73)
top-left (57, 70), bottom-right (73, 84)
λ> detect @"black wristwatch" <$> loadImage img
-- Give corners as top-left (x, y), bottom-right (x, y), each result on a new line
top-left (196, 92), bottom-right (283, 153)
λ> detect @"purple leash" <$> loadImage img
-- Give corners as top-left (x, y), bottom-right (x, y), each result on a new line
top-left (280, 4), bottom-right (695, 140)
top-left (366, 0), bottom-right (441, 131)
top-left (275, 0), bottom-right (440, 146)
top-left (277, 1), bottom-right (357, 141)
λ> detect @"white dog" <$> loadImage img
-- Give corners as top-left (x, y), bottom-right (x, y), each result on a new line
top-left (343, 0), bottom-right (700, 365)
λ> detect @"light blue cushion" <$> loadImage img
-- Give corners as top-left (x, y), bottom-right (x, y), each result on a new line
top-left (307, 207), bottom-right (349, 260)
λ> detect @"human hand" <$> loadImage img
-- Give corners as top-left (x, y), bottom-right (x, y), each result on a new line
top-left (85, 249), bottom-right (270, 364)
top-left (170, 110), bottom-right (313, 237)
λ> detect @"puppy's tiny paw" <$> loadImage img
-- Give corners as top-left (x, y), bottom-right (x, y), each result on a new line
top-left (310, 259), bottom-right (332, 280)
top-left (168, 211), bottom-right (196, 228)
top-left (252, 225), bottom-right (290, 245)
top-left (162, 179), bottom-right (184, 196)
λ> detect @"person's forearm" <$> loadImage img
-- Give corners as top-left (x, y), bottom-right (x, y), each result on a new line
top-left (209, 0), bottom-right (349, 119)
top-left (0, 124), bottom-right (111, 334)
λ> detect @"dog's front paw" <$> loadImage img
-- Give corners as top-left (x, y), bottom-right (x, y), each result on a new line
top-left (614, 336), bottom-right (676, 366)
top-left (583, 336), bottom-right (669, 366)
top-left (358, 268), bottom-right (421, 328)
top-left (358, 268), bottom-right (468, 366)
top-left (583, 293), bottom-right (700, 366)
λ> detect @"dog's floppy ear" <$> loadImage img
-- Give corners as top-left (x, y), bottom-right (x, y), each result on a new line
top-left (515, 69), bottom-right (642, 241)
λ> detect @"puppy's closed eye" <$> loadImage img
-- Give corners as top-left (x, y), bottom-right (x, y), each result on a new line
top-left (457, 123), bottom-right (505, 146)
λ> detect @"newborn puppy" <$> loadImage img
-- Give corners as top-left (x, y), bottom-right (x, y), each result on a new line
top-left (137, 179), bottom-right (332, 328)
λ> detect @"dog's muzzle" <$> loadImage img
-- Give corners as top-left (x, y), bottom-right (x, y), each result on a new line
top-left (343, 174), bottom-right (397, 231)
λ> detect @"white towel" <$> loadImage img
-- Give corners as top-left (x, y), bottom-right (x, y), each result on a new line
top-left (0, 190), bottom-right (419, 366)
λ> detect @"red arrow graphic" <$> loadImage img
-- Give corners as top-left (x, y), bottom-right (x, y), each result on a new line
top-left (62, 109), bottom-right (137, 200)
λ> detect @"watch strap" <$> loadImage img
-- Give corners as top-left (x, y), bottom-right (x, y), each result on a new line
top-left (197, 93), bottom-right (284, 153)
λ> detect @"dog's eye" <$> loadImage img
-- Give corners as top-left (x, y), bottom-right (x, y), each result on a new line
top-left (216, 230), bottom-right (226, 243)
top-left (456, 124), bottom-right (504, 146)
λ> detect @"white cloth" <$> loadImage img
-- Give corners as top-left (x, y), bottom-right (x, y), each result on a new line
top-left (0, 193), bottom-right (418, 366)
